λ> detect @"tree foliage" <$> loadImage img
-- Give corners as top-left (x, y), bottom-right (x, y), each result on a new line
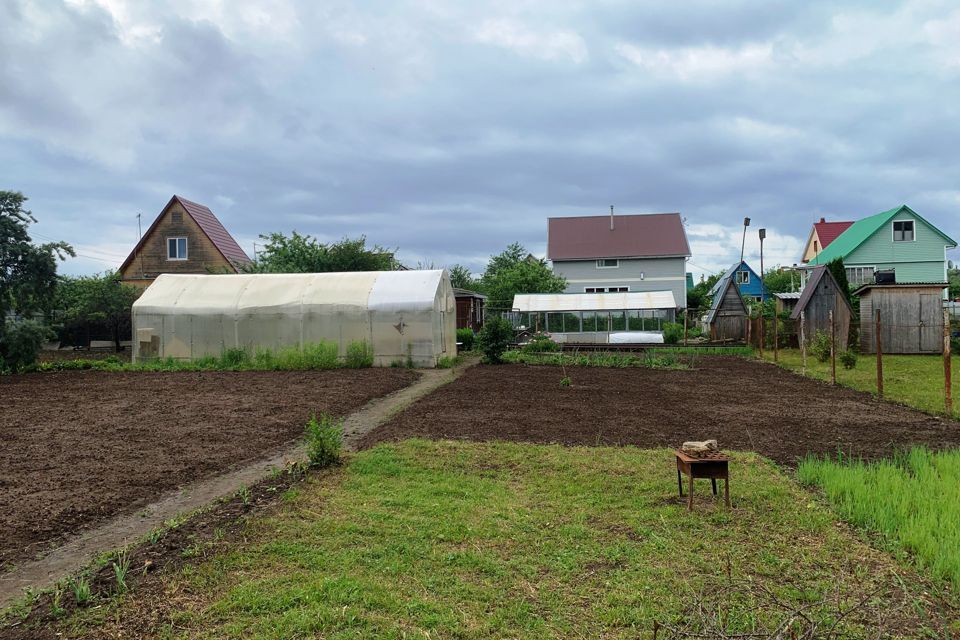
top-left (479, 243), bottom-right (566, 310)
top-left (246, 232), bottom-right (396, 273)
top-left (762, 267), bottom-right (802, 295)
top-left (949, 268), bottom-right (960, 300)
top-left (476, 316), bottom-right (514, 364)
top-left (1, 191), bottom-right (73, 370)
top-left (686, 272), bottom-right (723, 310)
top-left (55, 271), bottom-right (140, 350)
top-left (448, 264), bottom-right (478, 290)
top-left (826, 257), bottom-right (852, 303)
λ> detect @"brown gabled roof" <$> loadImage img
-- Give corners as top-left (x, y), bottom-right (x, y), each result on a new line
top-left (547, 212), bottom-right (691, 261)
top-left (790, 265), bottom-right (854, 320)
top-left (119, 195), bottom-right (251, 274)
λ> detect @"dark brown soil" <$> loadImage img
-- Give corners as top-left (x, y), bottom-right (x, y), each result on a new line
top-left (0, 369), bottom-right (418, 570)
top-left (362, 358), bottom-right (960, 464)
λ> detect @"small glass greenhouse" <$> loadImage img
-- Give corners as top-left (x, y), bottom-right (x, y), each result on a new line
top-left (132, 270), bottom-right (456, 367)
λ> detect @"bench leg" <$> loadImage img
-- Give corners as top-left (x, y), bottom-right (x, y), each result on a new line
top-left (677, 469), bottom-right (683, 497)
top-left (711, 478), bottom-right (717, 496)
top-left (688, 473), bottom-right (694, 511)
top-left (725, 477), bottom-right (731, 508)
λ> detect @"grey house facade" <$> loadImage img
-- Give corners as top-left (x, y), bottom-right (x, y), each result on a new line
top-left (547, 212), bottom-right (691, 308)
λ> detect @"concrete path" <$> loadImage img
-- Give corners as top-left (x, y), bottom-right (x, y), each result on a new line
top-left (0, 360), bottom-right (474, 610)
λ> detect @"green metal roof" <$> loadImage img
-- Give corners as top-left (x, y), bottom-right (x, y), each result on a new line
top-left (808, 205), bottom-right (957, 265)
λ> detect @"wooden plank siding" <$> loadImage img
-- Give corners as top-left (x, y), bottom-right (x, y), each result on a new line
top-left (711, 280), bottom-right (747, 342)
top-left (845, 209), bottom-right (951, 286)
top-left (796, 270), bottom-right (851, 352)
top-left (120, 200), bottom-right (236, 287)
top-left (859, 285), bottom-right (945, 354)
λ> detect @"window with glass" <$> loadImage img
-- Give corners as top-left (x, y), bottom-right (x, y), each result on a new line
top-left (845, 266), bottom-right (875, 285)
top-left (596, 259), bottom-right (619, 268)
top-left (893, 220), bottom-right (914, 242)
top-left (167, 237), bottom-right (188, 260)
top-left (735, 270), bottom-right (750, 285)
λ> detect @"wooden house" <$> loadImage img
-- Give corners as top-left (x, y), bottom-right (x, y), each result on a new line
top-left (454, 288), bottom-right (486, 332)
top-left (790, 265), bottom-right (853, 351)
top-left (708, 261), bottom-right (768, 303)
top-left (704, 276), bottom-right (747, 341)
top-left (854, 283), bottom-right (946, 354)
top-left (119, 195), bottom-right (251, 288)
top-left (774, 292), bottom-right (801, 315)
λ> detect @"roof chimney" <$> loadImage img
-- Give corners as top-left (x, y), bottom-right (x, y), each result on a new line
top-left (819, 217), bottom-right (825, 223)
top-left (610, 205), bottom-right (614, 231)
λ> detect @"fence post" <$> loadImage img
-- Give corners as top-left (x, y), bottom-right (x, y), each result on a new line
top-left (876, 308), bottom-right (883, 399)
top-left (773, 312), bottom-right (779, 362)
top-left (800, 310), bottom-right (807, 373)
top-left (758, 313), bottom-right (764, 359)
top-left (745, 316), bottom-right (751, 349)
top-left (945, 307), bottom-right (952, 416)
top-left (683, 311), bottom-right (688, 346)
top-left (829, 309), bottom-right (836, 385)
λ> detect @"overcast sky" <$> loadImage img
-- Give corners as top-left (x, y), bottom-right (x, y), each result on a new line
top-left (3, 0), bottom-right (959, 281)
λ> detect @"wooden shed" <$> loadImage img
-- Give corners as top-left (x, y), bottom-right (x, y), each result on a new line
top-left (790, 266), bottom-right (853, 352)
top-left (853, 283), bottom-right (946, 354)
top-left (704, 276), bottom-right (747, 342)
top-left (454, 288), bottom-right (486, 332)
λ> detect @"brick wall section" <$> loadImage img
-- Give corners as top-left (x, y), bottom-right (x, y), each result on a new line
top-left (120, 200), bottom-right (236, 283)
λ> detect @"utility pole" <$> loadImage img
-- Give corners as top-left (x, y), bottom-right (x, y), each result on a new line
top-left (137, 212), bottom-right (145, 278)
top-left (739, 217), bottom-right (751, 264)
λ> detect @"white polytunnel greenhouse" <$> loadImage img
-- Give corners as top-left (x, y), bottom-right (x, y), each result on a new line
top-left (131, 270), bottom-right (457, 367)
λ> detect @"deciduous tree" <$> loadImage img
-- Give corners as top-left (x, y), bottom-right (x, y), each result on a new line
top-left (246, 232), bottom-right (396, 273)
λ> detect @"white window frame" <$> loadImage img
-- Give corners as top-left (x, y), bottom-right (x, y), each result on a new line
top-left (892, 219), bottom-right (916, 242)
top-left (584, 286), bottom-right (629, 293)
top-left (596, 259), bottom-right (619, 269)
top-left (167, 236), bottom-right (188, 261)
top-left (844, 265), bottom-right (876, 285)
top-left (735, 270), bottom-right (750, 285)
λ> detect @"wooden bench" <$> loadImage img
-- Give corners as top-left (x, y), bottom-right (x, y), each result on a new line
top-left (675, 450), bottom-right (730, 511)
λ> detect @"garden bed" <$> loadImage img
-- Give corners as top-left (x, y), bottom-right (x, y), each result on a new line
top-left (362, 357), bottom-right (960, 465)
top-left (0, 368), bottom-right (419, 570)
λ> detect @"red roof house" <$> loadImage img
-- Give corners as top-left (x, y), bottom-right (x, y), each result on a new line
top-left (801, 217), bottom-right (853, 263)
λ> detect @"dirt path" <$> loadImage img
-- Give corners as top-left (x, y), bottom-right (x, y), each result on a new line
top-left (0, 361), bottom-right (474, 610)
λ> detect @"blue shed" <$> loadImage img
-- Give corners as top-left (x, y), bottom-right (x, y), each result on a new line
top-left (708, 261), bottom-right (768, 302)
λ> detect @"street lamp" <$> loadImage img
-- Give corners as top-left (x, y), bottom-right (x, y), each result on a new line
top-left (739, 217), bottom-right (751, 265)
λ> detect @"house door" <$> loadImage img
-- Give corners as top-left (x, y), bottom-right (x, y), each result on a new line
top-left (918, 294), bottom-right (941, 353)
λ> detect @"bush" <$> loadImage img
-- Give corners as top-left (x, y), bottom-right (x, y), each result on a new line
top-left (305, 413), bottom-right (343, 468)
top-left (456, 328), bottom-right (475, 351)
top-left (810, 331), bottom-right (832, 363)
top-left (345, 340), bottom-right (374, 368)
top-left (300, 342), bottom-right (339, 369)
top-left (219, 347), bottom-right (250, 369)
top-left (0, 319), bottom-right (53, 372)
top-left (477, 317), bottom-right (514, 364)
top-left (839, 349), bottom-right (857, 369)
top-left (662, 322), bottom-right (684, 344)
top-left (521, 333), bottom-right (560, 354)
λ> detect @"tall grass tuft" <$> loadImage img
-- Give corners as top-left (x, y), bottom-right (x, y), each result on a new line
top-left (344, 340), bottom-right (374, 368)
top-left (305, 413), bottom-right (343, 468)
top-left (798, 446), bottom-right (960, 588)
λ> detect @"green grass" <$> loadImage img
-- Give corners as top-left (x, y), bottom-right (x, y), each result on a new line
top-left (54, 441), bottom-right (955, 638)
top-left (799, 447), bottom-right (960, 589)
top-left (762, 348), bottom-right (959, 418)
top-left (22, 340), bottom-right (371, 374)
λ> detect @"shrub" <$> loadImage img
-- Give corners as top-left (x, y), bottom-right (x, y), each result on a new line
top-left (810, 331), bottom-right (832, 363)
top-left (662, 322), bottom-right (684, 344)
top-left (477, 317), bottom-right (514, 364)
top-left (839, 349), bottom-right (857, 369)
top-left (0, 319), bottom-right (53, 372)
top-left (521, 333), bottom-right (560, 354)
top-left (345, 340), bottom-right (374, 368)
top-left (305, 413), bottom-right (343, 468)
top-left (456, 328), bottom-right (475, 351)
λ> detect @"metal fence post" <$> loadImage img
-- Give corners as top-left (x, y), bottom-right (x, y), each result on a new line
top-left (945, 307), bottom-right (953, 416)
top-left (800, 310), bottom-right (807, 373)
top-left (876, 308), bottom-right (883, 399)
top-left (829, 309), bottom-right (836, 385)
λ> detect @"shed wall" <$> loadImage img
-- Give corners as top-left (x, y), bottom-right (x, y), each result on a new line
top-left (859, 287), bottom-right (944, 354)
top-left (710, 282), bottom-right (746, 342)
top-left (798, 276), bottom-right (850, 352)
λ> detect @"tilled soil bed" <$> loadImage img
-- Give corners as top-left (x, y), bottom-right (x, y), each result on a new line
top-left (0, 368), bottom-right (418, 570)
top-left (362, 358), bottom-right (960, 464)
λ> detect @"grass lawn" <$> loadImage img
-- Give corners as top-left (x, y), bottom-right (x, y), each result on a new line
top-left (799, 447), bottom-right (960, 589)
top-left (761, 348), bottom-right (960, 418)
top-left (56, 440), bottom-right (956, 638)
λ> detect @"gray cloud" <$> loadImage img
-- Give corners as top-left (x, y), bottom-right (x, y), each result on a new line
top-left (3, 0), bottom-right (959, 278)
